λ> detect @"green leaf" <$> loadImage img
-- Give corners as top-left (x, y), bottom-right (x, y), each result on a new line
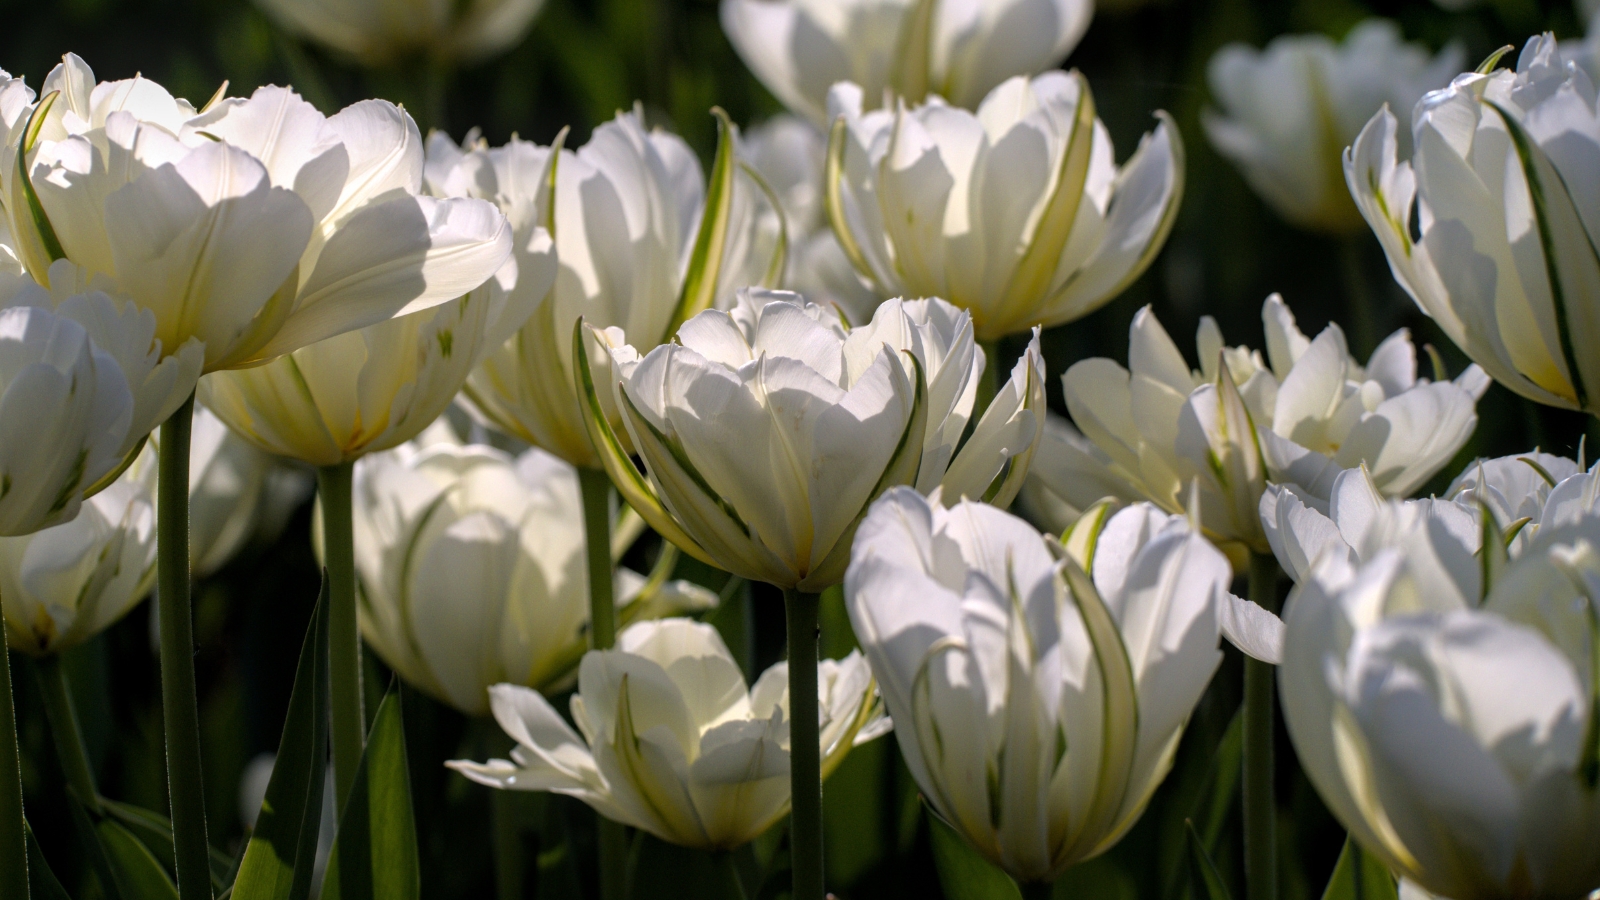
top-left (925, 799), bottom-right (1022, 900)
top-left (232, 577), bottom-right (331, 900)
top-left (320, 688), bottom-right (420, 900)
top-left (67, 790), bottom-right (124, 900)
top-left (1319, 836), bottom-right (1398, 900)
top-left (889, 0), bottom-right (937, 102)
top-left (666, 107), bottom-right (737, 338)
top-left (97, 817), bottom-right (181, 900)
top-left (97, 798), bottom-right (237, 892)
top-left (1193, 708), bottom-right (1244, 850)
top-left (26, 819), bottom-right (71, 900)
top-left (1185, 820), bottom-right (1233, 900)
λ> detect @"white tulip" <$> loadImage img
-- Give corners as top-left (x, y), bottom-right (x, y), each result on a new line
top-left (844, 489), bottom-right (1240, 882)
top-left (253, 0), bottom-right (546, 66)
top-left (826, 72), bottom-right (1183, 341)
top-left (721, 0), bottom-right (1092, 126)
top-left (448, 618), bottom-right (889, 848)
top-left (1347, 34), bottom-right (1600, 417)
top-left (1204, 20), bottom-right (1461, 233)
top-left (0, 442), bottom-right (156, 653)
top-left (442, 110), bottom-right (776, 469)
top-left (1016, 411), bottom-right (1142, 537)
top-left (1280, 508), bottom-right (1600, 899)
top-left (8, 55), bottom-right (512, 374)
top-left (1060, 294), bottom-right (1487, 555)
top-left (350, 429), bottom-right (717, 715)
top-left (584, 289), bottom-right (1045, 591)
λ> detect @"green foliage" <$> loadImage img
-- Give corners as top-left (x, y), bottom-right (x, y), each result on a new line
top-left (925, 800), bottom-right (1023, 900)
top-left (321, 688), bottom-right (421, 900)
top-left (1319, 838), bottom-right (1398, 900)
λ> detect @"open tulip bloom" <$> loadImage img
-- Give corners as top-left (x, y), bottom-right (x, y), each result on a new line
top-left (350, 426), bottom-right (717, 716)
top-left (448, 618), bottom-right (889, 850)
top-left (1058, 294), bottom-right (1488, 556)
top-left (1280, 499), bottom-right (1600, 898)
top-left (720, 0), bottom-right (1092, 126)
top-left (824, 71), bottom-right (1183, 342)
top-left (1348, 34), bottom-right (1600, 419)
top-left (844, 488), bottom-right (1279, 885)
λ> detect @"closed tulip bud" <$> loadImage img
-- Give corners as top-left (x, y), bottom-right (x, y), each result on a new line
top-left (825, 72), bottom-right (1184, 342)
top-left (581, 288), bottom-right (1046, 592)
top-left (1204, 20), bottom-right (1461, 233)
top-left (446, 109), bottom-right (777, 469)
top-left (1281, 506), bottom-right (1600, 899)
top-left (1059, 294), bottom-right (1487, 555)
top-left (1, 444), bottom-right (156, 654)
top-left (721, 0), bottom-right (1092, 126)
top-left (845, 489), bottom-right (1269, 883)
top-left (350, 428), bottom-right (717, 715)
top-left (448, 618), bottom-right (888, 849)
top-left (1348, 34), bottom-right (1600, 418)
top-left (7, 55), bottom-right (513, 374)
top-left (252, 0), bottom-right (547, 67)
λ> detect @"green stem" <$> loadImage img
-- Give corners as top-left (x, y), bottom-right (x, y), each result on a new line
top-left (1020, 882), bottom-right (1055, 900)
top-left (976, 338), bottom-right (1002, 421)
top-left (1338, 236), bottom-right (1377, 360)
top-left (317, 462), bottom-right (364, 821)
top-left (716, 851), bottom-right (748, 900)
top-left (0, 646), bottom-right (27, 899)
top-left (784, 588), bottom-right (823, 900)
top-left (1243, 551), bottom-right (1279, 900)
top-left (158, 393), bottom-right (212, 900)
top-left (492, 789), bottom-right (524, 900)
top-left (33, 655), bottom-right (97, 813)
top-left (578, 467), bottom-right (626, 900)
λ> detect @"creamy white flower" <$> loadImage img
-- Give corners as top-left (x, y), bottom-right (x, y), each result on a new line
top-left (845, 489), bottom-right (1235, 882)
top-left (448, 618), bottom-right (888, 848)
top-left (253, 0), bottom-right (546, 66)
top-left (1348, 34), bottom-right (1600, 417)
top-left (351, 430), bottom-right (716, 715)
top-left (586, 289), bottom-right (1045, 591)
top-left (1280, 509), bottom-right (1600, 899)
top-left (0, 442), bottom-right (156, 654)
top-left (8, 56), bottom-right (512, 373)
top-left (1061, 294), bottom-right (1487, 554)
top-left (444, 111), bottom-right (776, 469)
top-left (826, 72), bottom-right (1183, 341)
top-left (1204, 20), bottom-right (1461, 233)
top-left (721, 0), bottom-right (1092, 126)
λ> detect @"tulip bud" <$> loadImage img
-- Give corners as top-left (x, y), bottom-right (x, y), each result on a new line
top-left (1348, 34), bottom-right (1600, 419)
top-left (845, 489), bottom-right (1247, 882)
top-left (825, 72), bottom-right (1184, 341)
top-left (578, 289), bottom-right (1046, 592)
top-left (1281, 506), bottom-right (1600, 898)
top-left (252, 0), bottom-right (547, 67)
top-left (720, 0), bottom-right (1092, 126)
top-left (350, 429), bottom-right (717, 715)
top-left (448, 618), bottom-right (889, 849)
top-left (1203, 20), bottom-right (1461, 233)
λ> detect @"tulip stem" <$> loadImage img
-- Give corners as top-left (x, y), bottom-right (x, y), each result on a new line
top-left (579, 467), bottom-right (627, 900)
top-left (157, 392), bottom-right (213, 900)
top-left (317, 461), bottom-right (365, 821)
top-left (1243, 551), bottom-right (1280, 900)
top-left (0, 645), bottom-right (27, 899)
top-left (491, 790), bottom-right (524, 900)
top-left (717, 851), bottom-right (748, 900)
top-left (1339, 236), bottom-right (1377, 359)
top-left (33, 655), bottom-right (98, 813)
top-left (977, 339), bottom-right (1002, 420)
top-left (1020, 882), bottom-right (1054, 900)
top-left (784, 587), bottom-right (824, 900)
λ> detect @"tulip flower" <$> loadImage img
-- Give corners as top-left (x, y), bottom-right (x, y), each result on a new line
top-left (9, 55), bottom-right (513, 374)
top-left (1016, 412), bottom-right (1143, 537)
top-left (1059, 294), bottom-right (1487, 556)
top-left (253, 0), bottom-right (547, 67)
top-left (741, 115), bottom-right (880, 325)
top-left (350, 428), bottom-right (717, 716)
top-left (1280, 506), bottom-right (1600, 899)
top-left (584, 288), bottom-right (1045, 592)
top-left (1348, 34), bottom-right (1600, 418)
top-left (720, 0), bottom-right (1092, 126)
top-left (447, 618), bottom-right (889, 849)
top-left (1204, 20), bottom-right (1461, 233)
top-left (0, 444), bottom-right (156, 655)
top-left (825, 73), bottom-right (1183, 342)
top-left (844, 489), bottom-right (1246, 884)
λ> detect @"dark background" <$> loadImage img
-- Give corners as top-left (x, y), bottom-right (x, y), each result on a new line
top-left (1, 0), bottom-right (1593, 896)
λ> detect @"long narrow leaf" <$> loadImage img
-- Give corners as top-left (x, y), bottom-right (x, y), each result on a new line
top-left (98, 797), bottom-right (236, 891)
top-left (1320, 836), bottom-right (1398, 900)
top-left (232, 577), bottom-right (332, 900)
top-left (1185, 820), bottom-right (1233, 900)
top-left (924, 799), bottom-right (1022, 900)
top-left (321, 687), bottom-right (421, 900)
top-left (98, 817), bottom-right (181, 900)
top-left (26, 819), bottom-right (70, 900)
top-left (68, 790), bottom-right (124, 900)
